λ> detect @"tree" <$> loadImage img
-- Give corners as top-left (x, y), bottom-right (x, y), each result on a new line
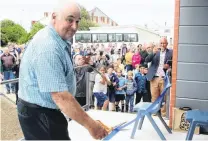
top-left (78, 7), bottom-right (98, 30)
top-left (27, 22), bottom-right (45, 40)
top-left (0, 19), bottom-right (28, 45)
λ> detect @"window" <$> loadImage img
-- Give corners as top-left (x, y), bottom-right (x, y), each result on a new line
top-left (98, 34), bottom-right (107, 42)
top-left (116, 34), bottom-right (123, 42)
top-left (124, 34), bottom-right (138, 42)
top-left (124, 34), bottom-right (130, 42)
top-left (75, 34), bottom-right (81, 43)
top-left (75, 33), bottom-right (91, 43)
top-left (92, 34), bottom-right (98, 43)
top-left (130, 34), bottom-right (137, 42)
top-left (82, 34), bottom-right (91, 43)
top-left (107, 18), bottom-right (109, 24)
top-left (92, 34), bottom-right (107, 43)
top-left (108, 34), bottom-right (116, 42)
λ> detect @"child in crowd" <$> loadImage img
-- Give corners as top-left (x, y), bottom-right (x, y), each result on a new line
top-left (133, 64), bottom-right (140, 78)
top-left (125, 71), bottom-right (137, 113)
top-left (117, 58), bottom-right (125, 73)
top-left (93, 66), bottom-right (110, 110)
top-left (135, 64), bottom-right (149, 104)
top-left (107, 66), bottom-right (119, 111)
top-left (115, 69), bottom-right (126, 112)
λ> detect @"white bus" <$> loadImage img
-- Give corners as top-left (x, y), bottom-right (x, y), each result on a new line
top-left (72, 25), bottom-right (160, 48)
top-left (72, 31), bottom-right (138, 47)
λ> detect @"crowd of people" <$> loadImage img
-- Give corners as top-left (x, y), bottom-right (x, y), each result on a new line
top-left (73, 38), bottom-right (172, 117)
top-left (1, 38), bottom-right (172, 117)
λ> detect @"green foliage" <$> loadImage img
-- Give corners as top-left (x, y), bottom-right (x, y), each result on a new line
top-left (27, 22), bottom-right (45, 40)
top-left (0, 19), bottom-right (28, 45)
top-left (78, 7), bottom-right (99, 30)
top-left (1, 33), bottom-right (9, 46)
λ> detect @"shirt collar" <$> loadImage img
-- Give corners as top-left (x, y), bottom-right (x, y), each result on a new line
top-left (47, 24), bottom-right (71, 50)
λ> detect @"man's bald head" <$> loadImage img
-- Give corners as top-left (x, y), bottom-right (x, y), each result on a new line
top-left (53, 0), bottom-right (80, 17)
top-left (160, 37), bottom-right (168, 51)
top-left (51, 0), bottom-right (81, 40)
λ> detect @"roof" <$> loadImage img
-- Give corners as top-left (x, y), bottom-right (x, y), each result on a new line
top-left (88, 7), bottom-right (118, 25)
top-left (89, 25), bottom-right (160, 35)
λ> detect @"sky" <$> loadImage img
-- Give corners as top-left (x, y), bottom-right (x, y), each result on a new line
top-left (0, 0), bottom-right (175, 31)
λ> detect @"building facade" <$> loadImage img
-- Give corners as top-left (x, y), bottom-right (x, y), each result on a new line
top-left (31, 7), bottom-right (118, 28)
top-left (170, 0), bottom-right (208, 133)
top-left (88, 7), bottom-right (118, 27)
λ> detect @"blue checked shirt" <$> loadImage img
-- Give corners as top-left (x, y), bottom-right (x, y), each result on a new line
top-left (18, 25), bottom-right (76, 109)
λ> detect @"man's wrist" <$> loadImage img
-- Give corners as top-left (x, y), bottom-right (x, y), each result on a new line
top-left (83, 116), bottom-right (94, 130)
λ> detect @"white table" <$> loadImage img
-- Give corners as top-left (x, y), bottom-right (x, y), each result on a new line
top-left (68, 110), bottom-right (208, 141)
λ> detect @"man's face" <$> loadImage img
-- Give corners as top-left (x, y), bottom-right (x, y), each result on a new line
top-left (146, 44), bottom-right (153, 53)
top-left (160, 38), bottom-right (168, 51)
top-left (75, 55), bottom-right (85, 66)
top-left (53, 5), bottom-right (81, 40)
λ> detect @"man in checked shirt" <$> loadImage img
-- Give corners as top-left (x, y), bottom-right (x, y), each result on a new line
top-left (17, 0), bottom-right (108, 140)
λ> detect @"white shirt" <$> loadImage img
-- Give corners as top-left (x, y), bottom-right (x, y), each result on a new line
top-left (93, 73), bottom-right (109, 94)
top-left (156, 50), bottom-right (166, 77)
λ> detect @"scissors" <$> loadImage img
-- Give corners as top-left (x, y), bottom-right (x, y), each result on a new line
top-left (97, 120), bottom-right (127, 133)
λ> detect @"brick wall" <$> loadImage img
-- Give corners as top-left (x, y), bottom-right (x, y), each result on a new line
top-left (169, 0), bottom-right (180, 128)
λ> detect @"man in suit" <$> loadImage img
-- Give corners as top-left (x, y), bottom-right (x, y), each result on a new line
top-left (145, 37), bottom-right (172, 117)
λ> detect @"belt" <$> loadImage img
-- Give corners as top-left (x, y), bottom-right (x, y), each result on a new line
top-left (154, 76), bottom-right (164, 78)
top-left (18, 98), bottom-right (60, 111)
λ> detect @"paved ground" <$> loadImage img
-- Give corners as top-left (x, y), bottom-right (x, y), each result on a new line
top-left (0, 85), bottom-right (23, 140)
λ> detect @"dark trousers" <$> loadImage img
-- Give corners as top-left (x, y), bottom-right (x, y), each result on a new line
top-left (75, 97), bottom-right (86, 107)
top-left (15, 82), bottom-right (19, 104)
top-left (135, 92), bottom-right (151, 104)
top-left (17, 99), bottom-right (70, 140)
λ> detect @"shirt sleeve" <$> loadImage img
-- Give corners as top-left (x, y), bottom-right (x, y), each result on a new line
top-left (33, 52), bottom-right (68, 93)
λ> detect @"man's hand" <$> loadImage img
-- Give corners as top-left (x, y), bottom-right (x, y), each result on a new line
top-left (153, 47), bottom-right (158, 54)
top-left (101, 74), bottom-right (107, 81)
top-left (86, 120), bottom-right (108, 140)
top-left (164, 64), bottom-right (170, 69)
top-left (117, 88), bottom-right (122, 91)
top-left (113, 82), bottom-right (117, 86)
top-left (83, 56), bottom-right (90, 64)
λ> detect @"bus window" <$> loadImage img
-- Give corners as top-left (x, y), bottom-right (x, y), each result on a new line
top-left (92, 34), bottom-right (98, 43)
top-left (82, 34), bottom-right (91, 43)
top-left (116, 34), bottom-right (123, 42)
top-left (75, 33), bottom-right (81, 43)
top-left (108, 34), bottom-right (116, 42)
top-left (130, 34), bottom-right (137, 42)
top-left (124, 33), bottom-right (138, 42)
top-left (124, 34), bottom-right (130, 42)
top-left (98, 34), bottom-right (107, 42)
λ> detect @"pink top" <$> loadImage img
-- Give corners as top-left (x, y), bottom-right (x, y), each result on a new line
top-left (132, 53), bottom-right (141, 68)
